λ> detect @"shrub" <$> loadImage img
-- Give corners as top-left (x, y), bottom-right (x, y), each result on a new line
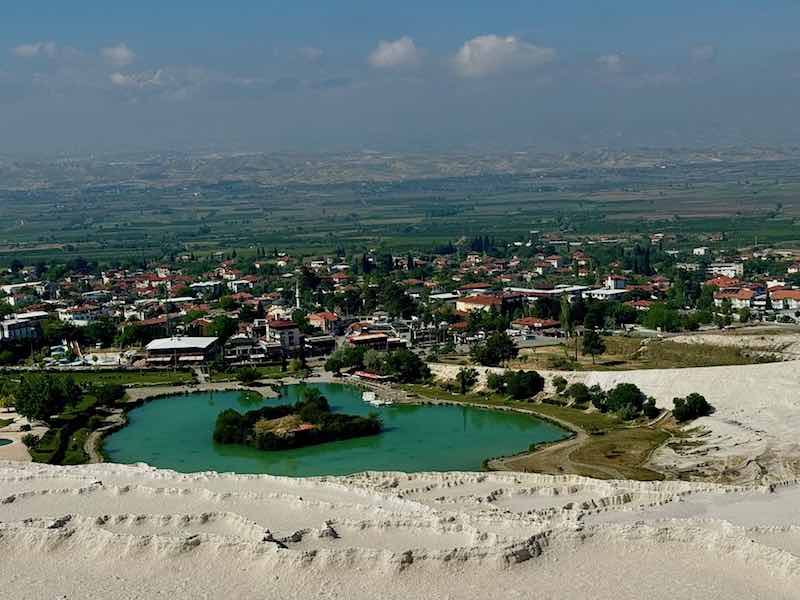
top-left (552, 376), bottom-right (568, 394)
top-left (505, 370), bottom-right (544, 400)
top-left (487, 371), bottom-right (506, 392)
top-left (589, 385), bottom-right (607, 411)
top-left (565, 382), bottom-right (590, 405)
top-left (236, 367), bottom-right (261, 384)
top-left (643, 398), bottom-right (659, 419)
top-left (21, 433), bottom-right (40, 448)
top-left (672, 393), bottom-right (715, 422)
top-left (606, 383), bottom-right (647, 415)
top-left (456, 367), bottom-right (479, 394)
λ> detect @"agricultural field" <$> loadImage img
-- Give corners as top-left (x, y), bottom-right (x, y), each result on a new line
top-left (2, 154), bottom-right (800, 265)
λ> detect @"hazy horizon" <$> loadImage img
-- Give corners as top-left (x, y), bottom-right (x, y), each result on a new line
top-left (3, 1), bottom-right (800, 155)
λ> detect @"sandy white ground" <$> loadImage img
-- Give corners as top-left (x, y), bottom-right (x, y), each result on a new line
top-left (1, 462), bottom-right (799, 600)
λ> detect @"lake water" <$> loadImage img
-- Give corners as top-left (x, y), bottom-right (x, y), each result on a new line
top-left (104, 383), bottom-right (567, 477)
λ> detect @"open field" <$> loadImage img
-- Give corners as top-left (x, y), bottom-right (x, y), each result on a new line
top-left (0, 369), bottom-right (196, 387)
top-left (511, 336), bottom-right (766, 371)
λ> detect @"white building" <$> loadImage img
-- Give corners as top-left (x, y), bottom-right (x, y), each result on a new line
top-left (708, 262), bottom-right (744, 279)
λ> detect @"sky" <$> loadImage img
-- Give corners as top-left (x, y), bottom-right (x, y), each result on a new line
top-left (2, 1), bottom-right (800, 155)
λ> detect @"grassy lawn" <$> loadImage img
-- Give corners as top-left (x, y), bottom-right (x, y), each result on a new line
top-left (209, 365), bottom-right (292, 382)
top-left (568, 428), bottom-right (670, 481)
top-left (61, 428), bottom-right (90, 465)
top-left (68, 370), bottom-right (195, 386)
top-left (0, 417), bottom-right (14, 428)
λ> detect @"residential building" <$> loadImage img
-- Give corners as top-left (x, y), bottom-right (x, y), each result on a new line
top-left (57, 304), bottom-right (104, 327)
top-left (0, 318), bottom-right (41, 341)
top-left (265, 319), bottom-right (302, 353)
top-left (713, 288), bottom-right (754, 310)
top-left (455, 295), bottom-right (502, 313)
top-left (307, 311), bottom-right (340, 334)
top-left (770, 289), bottom-right (800, 311)
top-left (708, 262), bottom-right (744, 279)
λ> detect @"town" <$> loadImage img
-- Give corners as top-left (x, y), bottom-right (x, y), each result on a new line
top-left (0, 230), bottom-right (798, 375)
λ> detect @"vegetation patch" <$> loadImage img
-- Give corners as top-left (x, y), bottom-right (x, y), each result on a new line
top-left (214, 388), bottom-right (381, 451)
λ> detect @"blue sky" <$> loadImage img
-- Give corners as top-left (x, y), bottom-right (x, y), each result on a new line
top-left (2, 1), bottom-right (800, 154)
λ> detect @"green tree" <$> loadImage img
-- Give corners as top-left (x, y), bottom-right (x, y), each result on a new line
top-left (456, 367), bottom-right (479, 394)
top-left (236, 366), bottom-right (261, 385)
top-left (363, 349), bottom-right (386, 374)
top-left (15, 373), bottom-right (81, 423)
top-left (470, 332), bottom-right (518, 367)
top-left (582, 330), bottom-right (607, 364)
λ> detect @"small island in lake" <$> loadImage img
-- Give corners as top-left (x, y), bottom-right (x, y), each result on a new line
top-left (213, 388), bottom-right (382, 450)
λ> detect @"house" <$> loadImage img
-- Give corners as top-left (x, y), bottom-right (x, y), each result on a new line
top-left (457, 282), bottom-right (492, 296)
top-left (788, 263), bottom-right (800, 275)
top-left (145, 336), bottom-right (219, 365)
top-left (510, 317), bottom-right (561, 336)
top-left (307, 311), bottom-right (340, 334)
top-left (770, 289), bottom-right (800, 311)
top-left (583, 288), bottom-right (629, 301)
top-left (265, 319), bottom-right (302, 353)
top-left (189, 281), bottom-right (225, 299)
top-left (57, 304), bottom-right (104, 327)
top-left (305, 335), bottom-right (337, 356)
top-left (223, 334), bottom-right (281, 364)
top-left (625, 299), bottom-right (654, 312)
top-left (345, 332), bottom-right (406, 351)
top-left (226, 279), bottom-right (254, 294)
top-left (693, 247), bottom-right (710, 256)
top-left (605, 275), bottom-right (627, 290)
top-left (455, 295), bottom-right (502, 313)
top-left (705, 276), bottom-right (741, 289)
top-left (713, 288), bottom-right (754, 310)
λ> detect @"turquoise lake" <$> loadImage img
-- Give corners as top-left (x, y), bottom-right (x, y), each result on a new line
top-left (104, 382), bottom-right (567, 477)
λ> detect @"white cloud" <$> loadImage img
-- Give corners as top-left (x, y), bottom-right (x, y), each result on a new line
top-left (691, 44), bottom-right (716, 63)
top-left (102, 43), bottom-right (136, 67)
top-left (597, 53), bottom-right (623, 72)
top-left (299, 46), bottom-right (323, 63)
top-left (453, 35), bottom-right (555, 77)
top-left (12, 41), bottom-right (57, 58)
top-left (368, 36), bottom-right (421, 69)
top-left (110, 69), bottom-right (162, 88)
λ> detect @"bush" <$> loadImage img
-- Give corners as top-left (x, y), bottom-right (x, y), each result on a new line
top-left (456, 367), bottom-right (479, 394)
top-left (21, 433), bottom-right (40, 448)
top-left (19, 424), bottom-right (31, 432)
top-left (565, 382), bottom-right (590, 405)
top-left (672, 393), bottom-right (715, 422)
top-left (589, 385), bottom-right (607, 411)
top-left (505, 370), bottom-right (544, 400)
top-left (236, 366), bottom-right (261, 384)
top-left (643, 397), bottom-right (659, 419)
top-left (487, 371), bottom-right (506, 392)
top-left (606, 383), bottom-right (647, 415)
top-left (552, 376), bottom-right (568, 394)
